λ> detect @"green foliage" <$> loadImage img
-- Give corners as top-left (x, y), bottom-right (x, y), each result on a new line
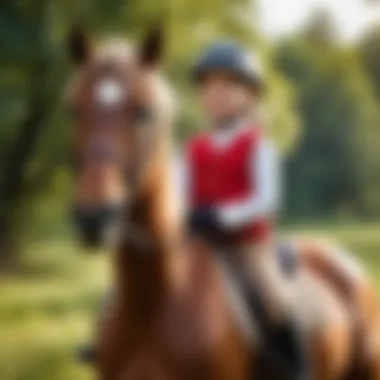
top-left (358, 26), bottom-right (380, 99)
top-left (275, 24), bottom-right (380, 218)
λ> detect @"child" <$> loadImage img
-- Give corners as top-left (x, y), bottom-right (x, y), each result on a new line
top-left (181, 41), bottom-right (310, 380)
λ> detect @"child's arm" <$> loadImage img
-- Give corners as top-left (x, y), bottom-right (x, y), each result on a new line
top-left (218, 139), bottom-right (282, 229)
top-left (172, 150), bottom-right (191, 213)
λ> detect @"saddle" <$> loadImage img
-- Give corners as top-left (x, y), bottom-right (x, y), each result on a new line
top-left (220, 240), bottom-right (299, 323)
top-left (218, 241), bottom-right (302, 380)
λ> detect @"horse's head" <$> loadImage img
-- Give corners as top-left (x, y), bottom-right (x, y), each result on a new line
top-left (67, 26), bottom-right (173, 248)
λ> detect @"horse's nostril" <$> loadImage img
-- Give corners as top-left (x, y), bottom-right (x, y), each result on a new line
top-left (71, 204), bottom-right (123, 247)
top-left (72, 206), bottom-right (103, 246)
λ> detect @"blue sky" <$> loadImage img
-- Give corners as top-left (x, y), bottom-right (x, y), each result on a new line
top-left (258, 0), bottom-right (380, 41)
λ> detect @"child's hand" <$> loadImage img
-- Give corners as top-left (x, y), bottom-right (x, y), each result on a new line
top-left (187, 206), bottom-right (223, 241)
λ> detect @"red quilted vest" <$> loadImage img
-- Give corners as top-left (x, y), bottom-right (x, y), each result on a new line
top-left (187, 127), bottom-right (271, 243)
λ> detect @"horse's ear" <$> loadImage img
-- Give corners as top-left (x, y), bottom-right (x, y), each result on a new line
top-left (68, 25), bottom-right (91, 65)
top-left (139, 24), bottom-right (165, 68)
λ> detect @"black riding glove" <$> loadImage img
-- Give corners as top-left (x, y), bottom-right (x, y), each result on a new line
top-left (188, 206), bottom-right (223, 241)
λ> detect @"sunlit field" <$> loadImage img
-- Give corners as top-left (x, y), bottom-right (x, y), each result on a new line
top-left (0, 223), bottom-right (379, 380)
top-left (0, 241), bottom-right (108, 380)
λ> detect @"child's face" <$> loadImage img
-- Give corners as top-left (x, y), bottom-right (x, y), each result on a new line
top-left (199, 72), bottom-right (255, 122)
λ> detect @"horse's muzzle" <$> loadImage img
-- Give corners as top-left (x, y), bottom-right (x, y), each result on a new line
top-left (72, 203), bottom-right (124, 248)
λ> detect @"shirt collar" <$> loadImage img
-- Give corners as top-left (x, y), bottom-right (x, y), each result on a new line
top-left (211, 117), bottom-right (251, 149)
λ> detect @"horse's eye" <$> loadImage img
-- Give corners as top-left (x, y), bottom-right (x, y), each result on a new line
top-left (134, 106), bottom-right (155, 125)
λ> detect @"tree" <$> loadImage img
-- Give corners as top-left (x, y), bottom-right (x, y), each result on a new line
top-left (357, 26), bottom-right (380, 99)
top-left (303, 7), bottom-right (338, 45)
top-left (0, 3), bottom-right (58, 267)
top-left (275, 24), bottom-right (380, 219)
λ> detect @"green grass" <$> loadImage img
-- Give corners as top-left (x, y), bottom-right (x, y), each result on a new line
top-left (0, 240), bottom-right (108, 380)
top-left (0, 223), bottom-right (379, 380)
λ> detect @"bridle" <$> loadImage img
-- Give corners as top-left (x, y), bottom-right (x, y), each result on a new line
top-left (73, 100), bottom-right (162, 252)
top-left (72, 102), bottom-right (158, 195)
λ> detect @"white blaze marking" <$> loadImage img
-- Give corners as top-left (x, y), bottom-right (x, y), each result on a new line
top-left (96, 79), bottom-right (126, 106)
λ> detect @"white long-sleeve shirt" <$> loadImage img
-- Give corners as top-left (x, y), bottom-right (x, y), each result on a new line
top-left (173, 124), bottom-right (282, 230)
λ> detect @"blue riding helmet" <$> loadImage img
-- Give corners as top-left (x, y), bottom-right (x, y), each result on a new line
top-left (192, 41), bottom-right (264, 92)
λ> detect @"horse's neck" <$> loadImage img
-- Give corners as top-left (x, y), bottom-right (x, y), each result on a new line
top-left (115, 153), bottom-right (181, 321)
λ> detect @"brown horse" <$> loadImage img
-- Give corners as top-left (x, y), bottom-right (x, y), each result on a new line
top-left (67, 26), bottom-right (380, 380)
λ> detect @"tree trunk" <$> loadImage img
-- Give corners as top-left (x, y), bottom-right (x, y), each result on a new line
top-left (0, 62), bottom-right (51, 270)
